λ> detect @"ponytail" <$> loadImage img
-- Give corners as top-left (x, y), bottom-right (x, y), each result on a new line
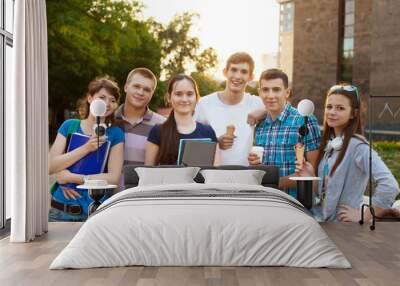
top-left (157, 110), bottom-right (180, 165)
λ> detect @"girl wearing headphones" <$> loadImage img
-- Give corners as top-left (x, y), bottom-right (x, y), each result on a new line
top-left (48, 76), bottom-right (124, 221)
top-left (296, 85), bottom-right (399, 222)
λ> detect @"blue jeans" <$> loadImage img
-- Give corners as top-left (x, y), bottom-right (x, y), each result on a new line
top-left (48, 207), bottom-right (87, 222)
top-left (49, 189), bottom-right (114, 222)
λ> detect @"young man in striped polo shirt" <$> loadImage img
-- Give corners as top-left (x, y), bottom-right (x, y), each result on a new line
top-left (115, 68), bottom-right (165, 166)
top-left (248, 69), bottom-right (321, 197)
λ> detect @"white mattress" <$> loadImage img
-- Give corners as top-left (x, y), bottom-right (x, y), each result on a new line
top-left (50, 183), bottom-right (351, 269)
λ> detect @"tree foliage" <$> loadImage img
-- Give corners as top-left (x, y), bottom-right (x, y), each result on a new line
top-left (47, 0), bottom-right (162, 139)
top-left (147, 12), bottom-right (218, 79)
top-left (190, 72), bottom-right (221, 97)
top-left (47, 1), bottom-right (220, 139)
top-left (196, 48), bottom-right (218, 73)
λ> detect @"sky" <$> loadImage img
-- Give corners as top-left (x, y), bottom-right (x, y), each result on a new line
top-left (140, 0), bottom-right (280, 80)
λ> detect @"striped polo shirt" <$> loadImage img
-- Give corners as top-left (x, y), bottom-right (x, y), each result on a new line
top-left (115, 104), bottom-right (166, 165)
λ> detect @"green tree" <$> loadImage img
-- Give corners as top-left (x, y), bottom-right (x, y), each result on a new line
top-left (147, 12), bottom-right (218, 78)
top-left (191, 72), bottom-right (221, 97)
top-left (196, 48), bottom-right (218, 74)
top-left (47, 0), bottom-right (162, 140)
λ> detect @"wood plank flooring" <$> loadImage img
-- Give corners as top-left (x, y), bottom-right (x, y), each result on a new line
top-left (0, 222), bottom-right (399, 286)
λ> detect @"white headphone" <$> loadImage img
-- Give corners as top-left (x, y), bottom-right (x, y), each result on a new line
top-left (325, 136), bottom-right (343, 152)
top-left (92, 123), bottom-right (108, 136)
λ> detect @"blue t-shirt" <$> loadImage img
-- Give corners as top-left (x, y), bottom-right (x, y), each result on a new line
top-left (52, 119), bottom-right (124, 215)
top-left (147, 121), bottom-right (218, 146)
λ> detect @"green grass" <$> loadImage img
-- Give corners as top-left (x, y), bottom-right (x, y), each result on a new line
top-left (373, 141), bottom-right (400, 200)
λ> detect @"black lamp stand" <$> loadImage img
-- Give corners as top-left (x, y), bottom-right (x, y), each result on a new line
top-left (359, 94), bottom-right (400, 230)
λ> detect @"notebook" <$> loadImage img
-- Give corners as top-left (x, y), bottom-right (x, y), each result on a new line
top-left (179, 139), bottom-right (217, 166)
top-left (177, 138), bottom-right (211, 165)
top-left (63, 132), bottom-right (111, 189)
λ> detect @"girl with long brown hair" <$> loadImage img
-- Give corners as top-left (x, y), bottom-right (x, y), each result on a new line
top-left (48, 76), bottom-right (124, 221)
top-left (145, 74), bottom-right (218, 165)
top-left (296, 84), bottom-right (399, 222)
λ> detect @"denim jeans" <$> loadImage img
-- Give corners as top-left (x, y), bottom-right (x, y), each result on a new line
top-left (48, 207), bottom-right (88, 222)
top-left (49, 189), bottom-right (114, 222)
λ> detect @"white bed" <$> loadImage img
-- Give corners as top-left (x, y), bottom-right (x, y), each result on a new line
top-left (50, 183), bottom-right (351, 269)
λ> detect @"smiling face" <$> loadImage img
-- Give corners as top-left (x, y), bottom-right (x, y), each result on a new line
top-left (258, 78), bottom-right (290, 117)
top-left (325, 93), bottom-right (354, 135)
top-left (87, 88), bottom-right (117, 117)
top-left (168, 79), bottom-right (198, 115)
top-left (124, 73), bottom-right (156, 109)
top-left (223, 62), bottom-right (253, 94)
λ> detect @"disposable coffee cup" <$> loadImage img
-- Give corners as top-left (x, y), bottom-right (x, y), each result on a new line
top-left (251, 146), bottom-right (264, 160)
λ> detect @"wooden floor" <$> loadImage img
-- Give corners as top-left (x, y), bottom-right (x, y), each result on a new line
top-left (0, 222), bottom-right (399, 286)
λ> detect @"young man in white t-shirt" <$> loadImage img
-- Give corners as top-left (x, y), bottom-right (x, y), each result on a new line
top-left (194, 52), bottom-right (264, 165)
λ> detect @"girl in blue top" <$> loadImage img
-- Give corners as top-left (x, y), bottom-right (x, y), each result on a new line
top-left (49, 76), bottom-right (124, 221)
top-left (145, 74), bottom-right (218, 165)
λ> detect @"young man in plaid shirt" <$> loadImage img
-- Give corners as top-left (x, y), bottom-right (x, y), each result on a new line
top-left (248, 69), bottom-right (321, 197)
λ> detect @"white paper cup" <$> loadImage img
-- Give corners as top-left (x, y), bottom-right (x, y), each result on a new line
top-left (251, 146), bottom-right (264, 160)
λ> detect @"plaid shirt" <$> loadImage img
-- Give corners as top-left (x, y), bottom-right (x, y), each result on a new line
top-left (255, 103), bottom-right (321, 178)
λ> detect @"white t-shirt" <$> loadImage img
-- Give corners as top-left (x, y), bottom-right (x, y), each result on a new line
top-left (194, 92), bottom-right (264, 165)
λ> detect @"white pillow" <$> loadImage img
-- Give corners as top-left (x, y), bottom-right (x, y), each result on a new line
top-left (135, 167), bottom-right (200, 186)
top-left (200, 169), bottom-right (266, 185)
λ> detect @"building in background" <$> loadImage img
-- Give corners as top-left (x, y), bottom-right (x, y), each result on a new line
top-left (277, 0), bottom-right (294, 83)
top-left (276, 0), bottom-right (400, 133)
top-left (260, 53), bottom-right (278, 71)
